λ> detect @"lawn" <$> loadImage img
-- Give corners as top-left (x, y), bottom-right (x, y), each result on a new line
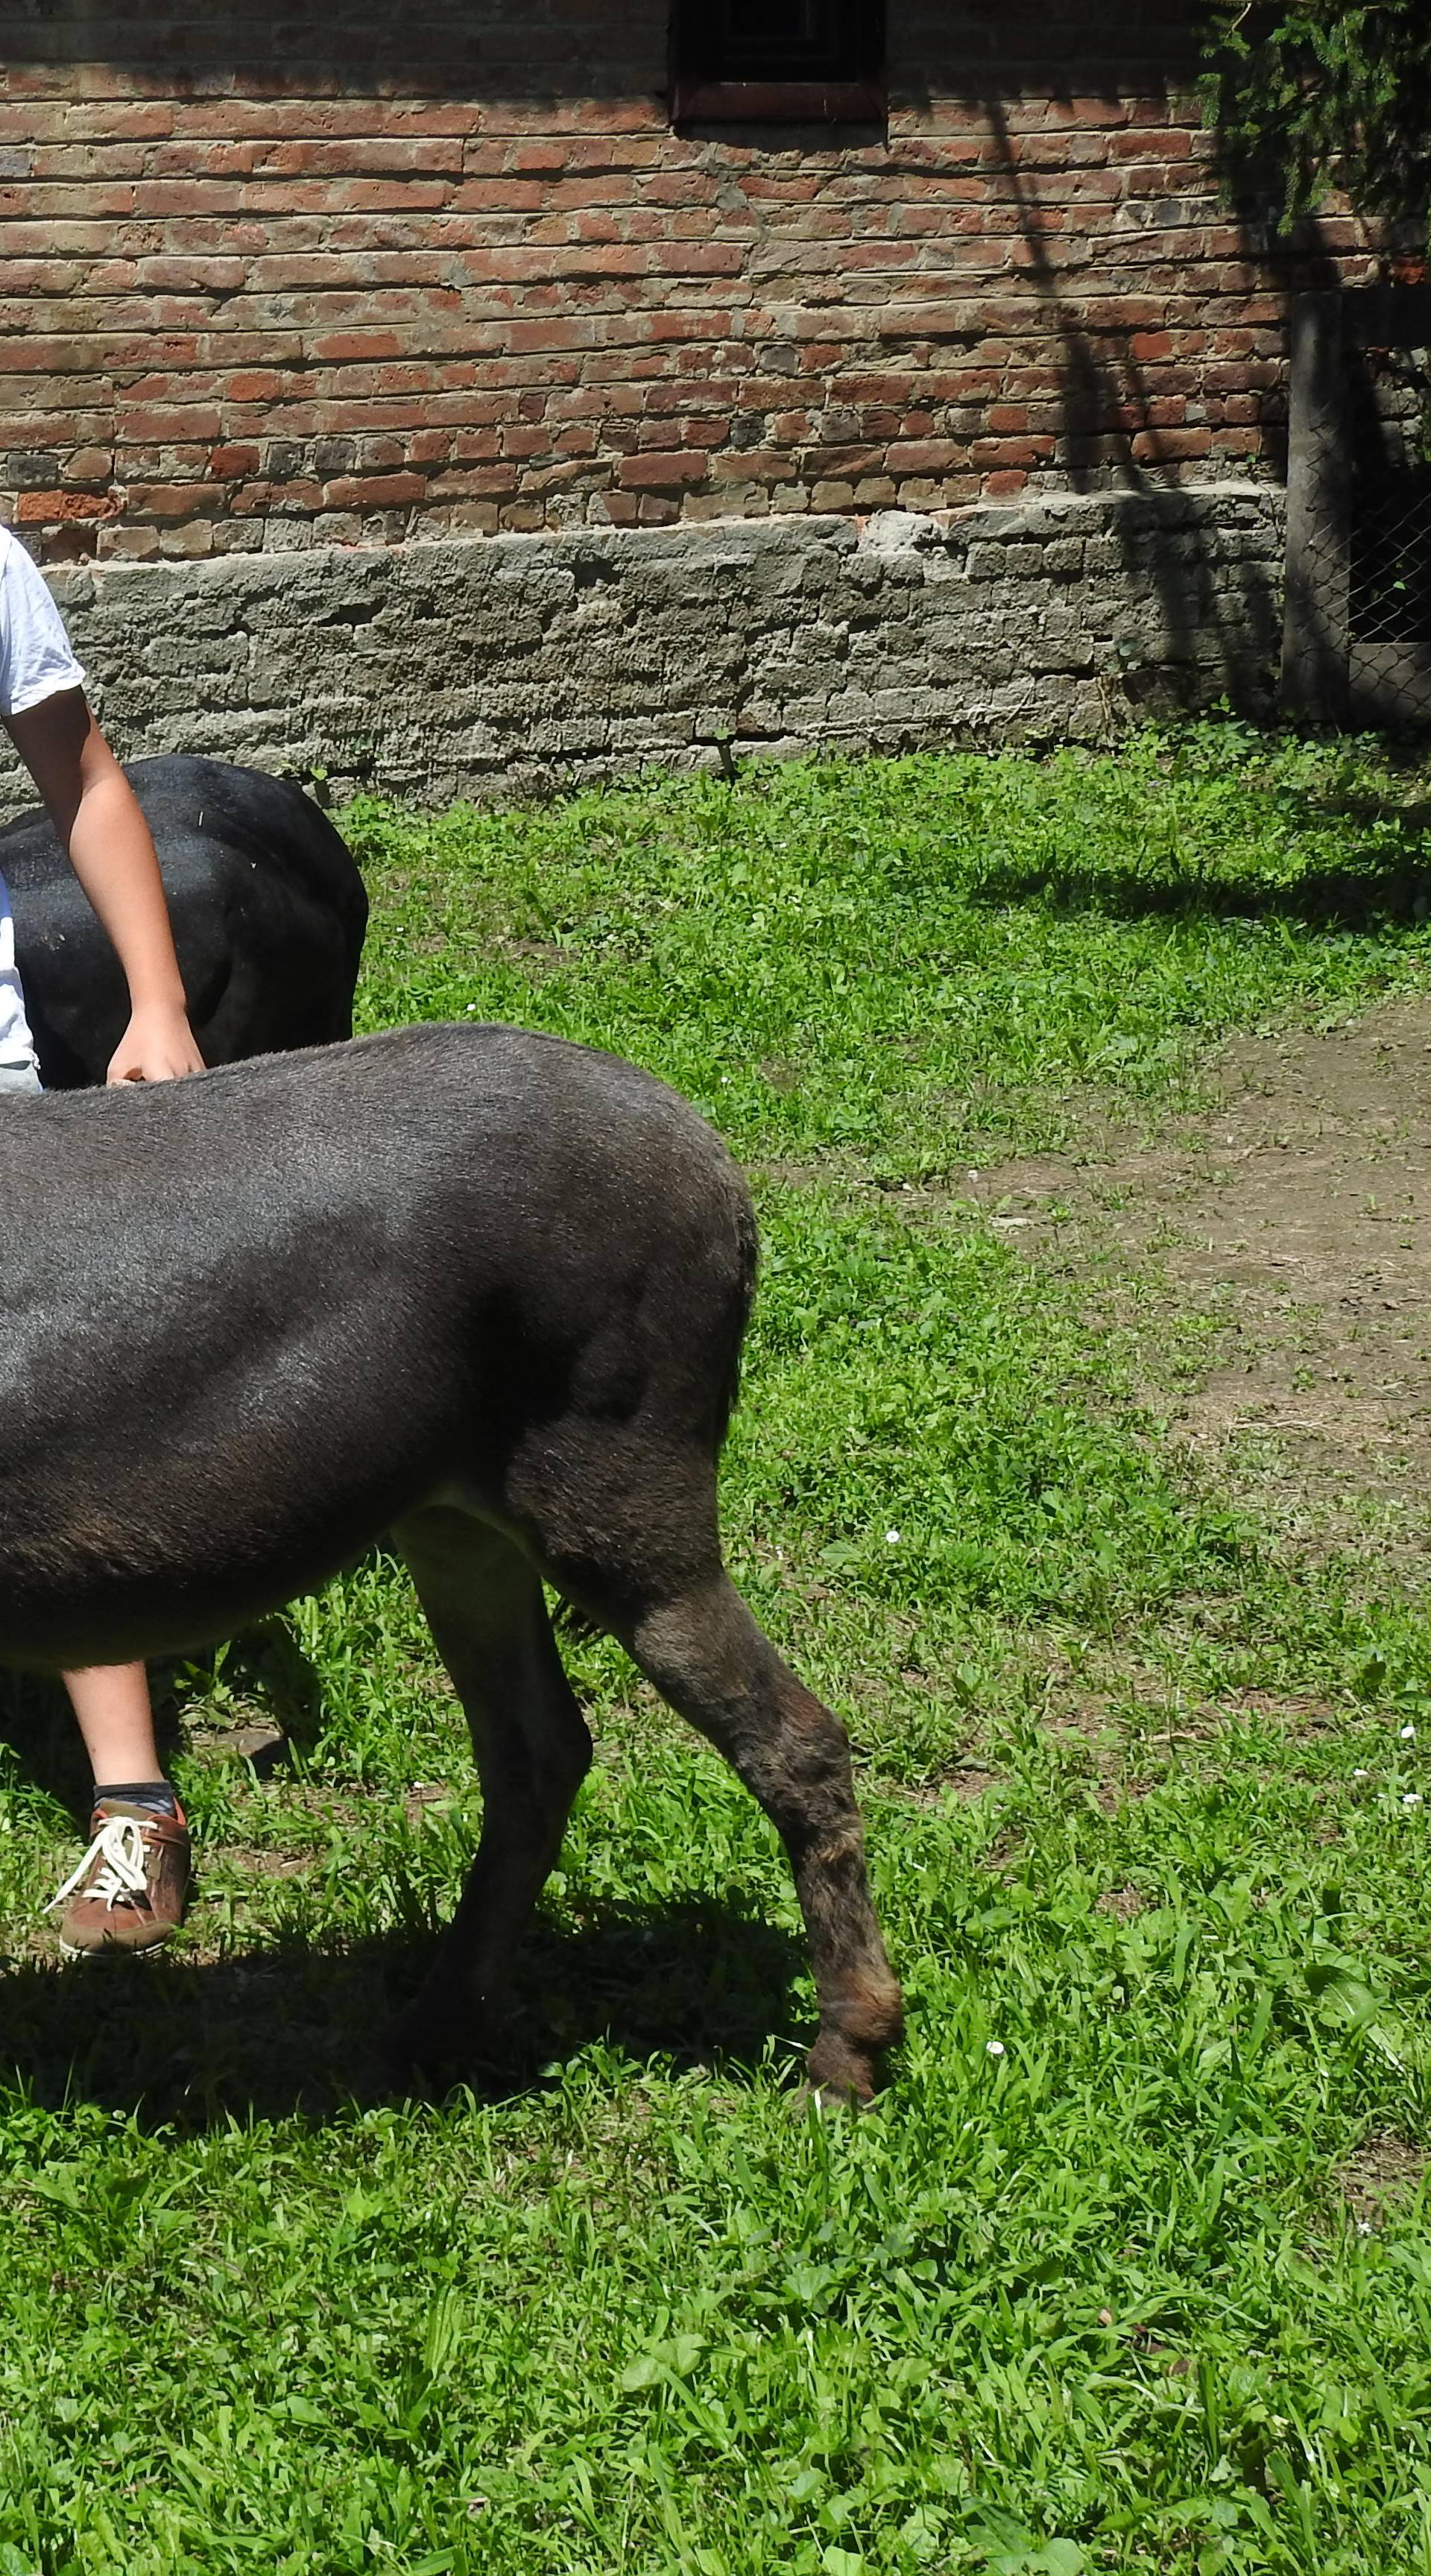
top-left (4, 723), bottom-right (1431, 2573)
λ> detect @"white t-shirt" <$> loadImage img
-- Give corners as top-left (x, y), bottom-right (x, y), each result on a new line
top-left (0, 526), bottom-right (86, 1068)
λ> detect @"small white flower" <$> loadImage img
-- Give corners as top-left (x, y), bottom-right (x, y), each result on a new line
top-left (1353, 1768), bottom-right (1370, 1778)
top-left (1356, 2219), bottom-right (1374, 2237)
top-left (985, 2039), bottom-right (1006, 2059)
top-left (885, 1528), bottom-right (901, 1545)
top-left (1401, 1723), bottom-right (1418, 1741)
top-left (1404, 1793), bottom-right (1423, 1810)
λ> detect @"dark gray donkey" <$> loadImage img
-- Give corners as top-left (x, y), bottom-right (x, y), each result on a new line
top-left (4, 755), bottom-right (367, 1086)
top-left (4, 1020), bottom-right (903, 2100)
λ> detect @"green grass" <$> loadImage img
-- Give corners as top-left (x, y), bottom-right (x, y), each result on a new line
top-left (5, 725), bottom-right (1431, 2572)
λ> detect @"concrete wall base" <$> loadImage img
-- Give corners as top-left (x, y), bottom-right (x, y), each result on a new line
top-left (29, 485), bottom-right (1286, 815)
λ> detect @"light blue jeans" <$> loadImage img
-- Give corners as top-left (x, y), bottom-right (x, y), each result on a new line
top-left (0, 1063), bottom-right (40, 1095)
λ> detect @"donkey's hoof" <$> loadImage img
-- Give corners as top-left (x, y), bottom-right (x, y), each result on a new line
top-left (379, 1987), bottom-right (514, 2093)
top-left (805, 1978), bottom-right (903, 2109)
top-left (378, 1998), bottom-right (458, 2086)
top-left (804, 2032), bottom-right (880, 2110)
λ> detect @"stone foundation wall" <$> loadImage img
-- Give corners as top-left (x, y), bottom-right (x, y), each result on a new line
top-left (19, 484), bottom-right (1283, 815)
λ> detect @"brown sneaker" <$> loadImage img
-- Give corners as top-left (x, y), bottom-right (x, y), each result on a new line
top-left (48, 1799), bottom-right (192, 1958)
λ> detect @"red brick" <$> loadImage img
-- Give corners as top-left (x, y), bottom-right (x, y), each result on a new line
top-left (223, 370), bottom-right (288, 403)
top-left (15, 487), bottom-right (118, 523)
top-left (970, 436), bottom-right (1055, 470)
top-left (119, 483), bottom-right (217, 521)
top-left (616, 449), bottom-right (708, 490)
top-left (508, 142), bottom-right (570, 175)
top-left (309, 332), bottom-right (405, 364)
top-left (1129, 427), bottom-right (1213, 461)
top-left (116, 405), bottom-right (224, 443)
top-left (317, 471), bottom-right (428, 508)
top-left (885, 440), bottom-right (965, 473)
top-left (208, 443), bottom-right (261, 477)
top-left (500, 425), bottom-right (549, 459)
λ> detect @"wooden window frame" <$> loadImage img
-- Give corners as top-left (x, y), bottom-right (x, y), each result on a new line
top-left (669, 0), bottom-right (885, 125)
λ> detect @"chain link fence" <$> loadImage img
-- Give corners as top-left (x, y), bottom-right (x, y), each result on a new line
top-left (1283, 288), bottom-right (1431, 730)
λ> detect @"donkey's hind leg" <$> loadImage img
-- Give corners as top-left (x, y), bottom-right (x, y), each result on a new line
top-left (387, 1502), bottom-right (592, 2069)
top-left (608, 1567), bottom-right (902, 2103)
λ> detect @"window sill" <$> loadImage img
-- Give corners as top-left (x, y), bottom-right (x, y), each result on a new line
top-left (669, 78), bottom-right (885, 124)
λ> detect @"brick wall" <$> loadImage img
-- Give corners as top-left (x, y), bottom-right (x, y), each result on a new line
top-left (0, 1), bottom-right (1380, 564)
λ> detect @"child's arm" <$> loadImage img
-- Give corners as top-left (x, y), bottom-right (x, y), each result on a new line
top-left (4, 686), bottom-right (205, 1083)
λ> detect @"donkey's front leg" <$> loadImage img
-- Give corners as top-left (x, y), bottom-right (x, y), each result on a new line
top-left (386, 1504), bottom-right (592, 2071)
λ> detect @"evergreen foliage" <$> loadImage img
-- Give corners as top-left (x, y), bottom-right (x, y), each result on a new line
top-left (1199, 1), bottom-right (1431, 254)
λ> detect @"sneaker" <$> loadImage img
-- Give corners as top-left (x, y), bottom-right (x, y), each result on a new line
top-left (48, 1799), bottom-right (192, 1958)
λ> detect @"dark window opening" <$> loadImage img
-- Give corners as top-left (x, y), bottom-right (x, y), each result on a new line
top-left (670, 0), bottom-right (885, 123)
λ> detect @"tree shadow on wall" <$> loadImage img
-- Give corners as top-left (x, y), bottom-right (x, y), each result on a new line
top-left (964, 87), bottom-right (1307, 724)
top-left (891, 0), bottom-right (1382, 730)
top-left (0, 0), bottom-right (669, 96)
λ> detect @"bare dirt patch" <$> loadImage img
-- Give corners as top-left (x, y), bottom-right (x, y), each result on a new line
top-left (1095, 1886), bottom-right (1146, 1920)
top-left (903, 1761), bottom-right (1003, 1806)
top-left (969, 993), bottom-right (1431, 1547)
top-left (183, 1714), bottom-right (288, 1772)
top-left (1337, 2130), bottom-right (1428, 2232)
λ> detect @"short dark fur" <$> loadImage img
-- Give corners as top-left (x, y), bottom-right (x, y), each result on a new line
top-left (2, 1023), bottom-right (902, 2097)
top-left (4, 754), bottom-right (367, 1085)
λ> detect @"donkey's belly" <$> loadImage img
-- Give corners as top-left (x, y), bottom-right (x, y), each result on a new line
top-left (0, 1354), bottom-right (457, 1673)
top-left (0, 1457), bottom-right (450, 1673)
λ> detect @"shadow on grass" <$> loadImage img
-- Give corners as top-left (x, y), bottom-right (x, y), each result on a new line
top-left (965, 764), bottom-right (1431, 935)
top-left (968, 841), bottom-right (1431, 934)
top-left (0, 1897), bottom-right (805, 2131)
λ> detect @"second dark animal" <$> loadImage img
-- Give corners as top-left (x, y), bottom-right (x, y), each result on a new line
top-left (3, 754), bottom-right (367, 1085)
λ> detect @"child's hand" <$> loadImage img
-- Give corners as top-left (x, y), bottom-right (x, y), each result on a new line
top-left (107, 1005), bottom-right (206, 1085)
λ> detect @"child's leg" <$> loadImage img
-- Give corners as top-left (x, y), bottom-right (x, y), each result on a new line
top-left (62, 1660), bottom-right (168, 1792)
top-left (51, 1662), bottom-right (192, 1957)
top-left (7, 1056), bottom-right (197, 1951)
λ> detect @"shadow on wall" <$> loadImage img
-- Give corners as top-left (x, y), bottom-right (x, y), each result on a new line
top-left (0, 0), bottom-right (670, 95)
top-left (891, 0), bottom-right (1381, 716)
top-left (967, 91), bottom-right (1284, 716)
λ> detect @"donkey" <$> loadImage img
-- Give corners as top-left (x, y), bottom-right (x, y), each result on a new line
top-left (4, 754), bottom-right (367, 1086)
top-left (2, 1021), bottom-right (903, 2100)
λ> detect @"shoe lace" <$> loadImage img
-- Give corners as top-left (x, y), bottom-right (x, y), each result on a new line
top-left (47, 1814), bottom-right (151, 1916)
